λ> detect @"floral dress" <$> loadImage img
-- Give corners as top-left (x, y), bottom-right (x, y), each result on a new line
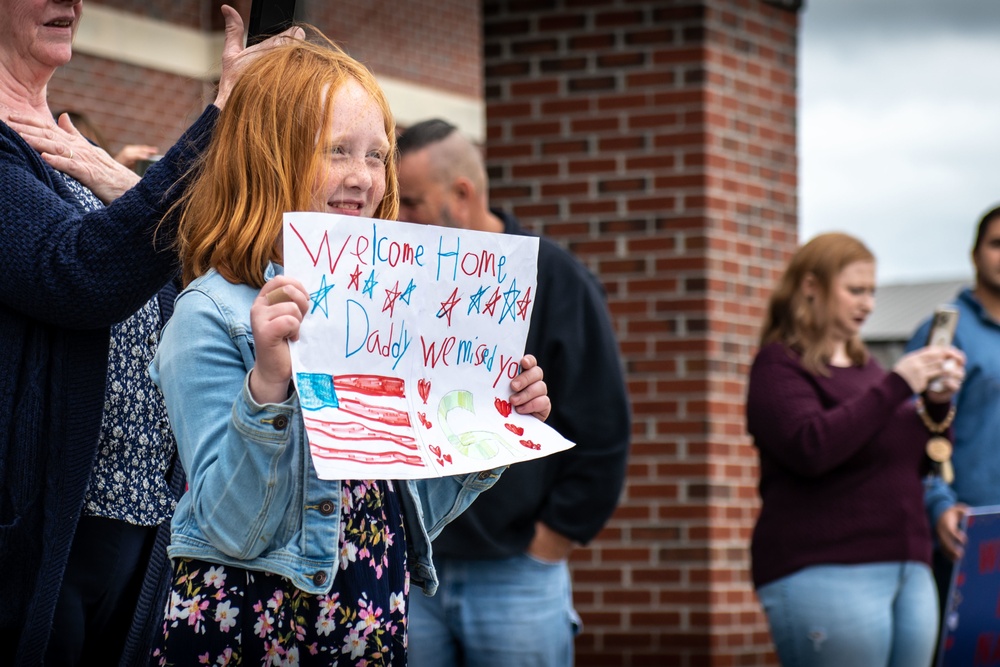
top-left (153, 480), bottom-right (408, 666)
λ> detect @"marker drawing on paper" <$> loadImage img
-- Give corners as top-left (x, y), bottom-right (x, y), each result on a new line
top-left (283, 212), bottom-right (574, 480)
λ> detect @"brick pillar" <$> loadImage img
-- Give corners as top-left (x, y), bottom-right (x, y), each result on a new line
top-left (483, 2), bottom-right (799, 664)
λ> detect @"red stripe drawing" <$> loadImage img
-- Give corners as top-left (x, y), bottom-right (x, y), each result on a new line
top-left (302, 373), bottom-right (427, 469)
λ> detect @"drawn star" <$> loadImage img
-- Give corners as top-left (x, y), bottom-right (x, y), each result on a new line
top-left (382, 280), bottom-right (402, 316)
top-left (309, 274), bottom-right (336, 317)
top-left (348, 264), bottom-right (363, 291)
top-left (436, 287), bottom-right (462, 326)
top-left (483, 287), bottom-right (502, 317)
top-left (468, 285), bottom-right (489, 316)
top-left (516, 286), bottom-right (533, 321)
top-left (399, 279), bottom-right (417, 305)
top-left (500, 279), bottom-right (521, 324)
top-left (362, 270), bottom-right (378, 299)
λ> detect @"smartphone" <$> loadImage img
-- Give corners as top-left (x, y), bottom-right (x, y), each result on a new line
top-left (926, 305), bottom-right (959, 392)
top-left (247, 0), bottom-right (298, 46)
top-left (927, 305), bottom-right (959, 348)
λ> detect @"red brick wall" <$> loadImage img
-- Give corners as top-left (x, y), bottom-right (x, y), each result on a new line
top-left (48, 1), bottom-right (237, 157)
top-left (48, 53), bottom-right (210, 159)
top-left (221, 0), bottom-right (482, 98)
top-left (483, 1), bottom-right (798, 664)
top-left (305, 0), bottom-right (482, 99)
top-left (49, 1), bottom-right (479, 159)
top-left (43, 1), bottom-right (800, 663)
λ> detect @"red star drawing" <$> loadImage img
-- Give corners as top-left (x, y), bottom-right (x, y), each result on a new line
top-left (483, 287), bottom-right (502, 317)
top-left (348, 264), bottom-right (363, 291)
top-left (383, 281), bottom-right (402, 316)
top-left (517, 286), bottom-right (533, 321)
top-left (437, 288), bottom-right (462, 326)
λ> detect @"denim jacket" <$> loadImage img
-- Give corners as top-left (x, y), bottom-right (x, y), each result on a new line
top-left (149, 264), bottom-right (504, 596)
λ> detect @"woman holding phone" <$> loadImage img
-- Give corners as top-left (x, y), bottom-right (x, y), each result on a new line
top-left (746, 232), bottom-right (965, 667)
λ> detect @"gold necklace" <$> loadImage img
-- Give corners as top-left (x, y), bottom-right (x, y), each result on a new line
top-left (916, 396), bottom-right (956, 484)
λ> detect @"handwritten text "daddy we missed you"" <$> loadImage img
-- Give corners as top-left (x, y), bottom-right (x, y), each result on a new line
top-left (286, 219), bottom-right (536, 387)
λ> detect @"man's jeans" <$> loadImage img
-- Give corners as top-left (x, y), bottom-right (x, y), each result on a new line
top-left (408, 554), bottom-right (580, 667)
top-left (756, 561), bottom-right (938, 667)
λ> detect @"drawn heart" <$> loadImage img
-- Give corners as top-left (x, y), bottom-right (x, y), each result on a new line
top-left (418, 379), bottom-right (431, 404)
top-left (519, 439), bottom-right (541, 451)
top-left (494, 398), bottom-right (512, 418)
top-left (418, 412), bottom-right (433, 429)
top-left (504, 423), bottom-right (524, 436)
top-left (429, 444), bottom-right (441, 458)
top-left (442, 454), bottom-right (452, 464)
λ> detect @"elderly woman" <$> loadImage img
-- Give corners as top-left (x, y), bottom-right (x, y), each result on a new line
top-left (0, 2), bottom-right (300, 664)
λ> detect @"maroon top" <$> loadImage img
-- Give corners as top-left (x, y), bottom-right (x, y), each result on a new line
top-left (747, 342), bottom-right (939, 588)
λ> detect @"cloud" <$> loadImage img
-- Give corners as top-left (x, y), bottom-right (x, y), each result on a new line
top-left (803, 0), bottom-right (1000, 39)
top-left (799, 1), bottom-right (1000, 283)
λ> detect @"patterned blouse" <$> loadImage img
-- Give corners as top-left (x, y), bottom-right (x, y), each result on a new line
top-left (62, 172), bottom-right (177, 526)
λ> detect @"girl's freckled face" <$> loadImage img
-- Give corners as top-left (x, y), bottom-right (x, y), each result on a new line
top-left (311, 79), bottom-right (389, 219)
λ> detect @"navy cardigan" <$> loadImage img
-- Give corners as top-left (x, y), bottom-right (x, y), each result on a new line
top-left (0, 105), bottom-right (218, 665)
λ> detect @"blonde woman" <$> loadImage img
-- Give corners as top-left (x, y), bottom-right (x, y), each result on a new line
top-left (747, 233), bottom-right (964, 667)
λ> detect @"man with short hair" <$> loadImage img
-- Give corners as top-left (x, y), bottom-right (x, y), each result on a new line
top-left (907, 204), bottom-right (1000, 612)
top-left (397, 119), bottom-right (631, 667)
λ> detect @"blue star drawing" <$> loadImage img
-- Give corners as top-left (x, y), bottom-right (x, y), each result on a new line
top-left (500, 279), bottom-right (521, 324)
top-left (399, 279), bottom-right (417, 305)
top-left (309, 274), bottom-right (336, 317)
top-left (362, 270), bottom-right (378, 299)
top-left (468, 285), bottom-right (489, 316)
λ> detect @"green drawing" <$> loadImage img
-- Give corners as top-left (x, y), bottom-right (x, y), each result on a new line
top-left (437, 389), bottom-right (515, 460)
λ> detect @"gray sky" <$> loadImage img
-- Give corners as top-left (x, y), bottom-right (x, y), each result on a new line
top-left (799, 0), bottom-right (1000, 285)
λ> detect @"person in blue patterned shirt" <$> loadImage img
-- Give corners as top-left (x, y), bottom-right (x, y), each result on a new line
top-left (0, 4), bottom-right (298, 664)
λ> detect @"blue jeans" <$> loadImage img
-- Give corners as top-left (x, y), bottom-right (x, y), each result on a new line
top-left (756, 562), bottom-right (938, 667)
top-left (407, 554), bottom-right (580, 667)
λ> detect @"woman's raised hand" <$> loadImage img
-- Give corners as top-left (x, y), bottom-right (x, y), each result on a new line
top-left (893, 345), bottom-right (966, 399)
top-left (214, 5), bottom-right (305, 111)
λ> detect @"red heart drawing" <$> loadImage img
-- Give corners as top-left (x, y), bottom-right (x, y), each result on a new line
top-left (429, 444), bottom-right (441, 458)
top-left (494, 398), bottom-right (512, 418)
top-left (504, 423), bottom-right (524, 436)
top-left (519, 439), bottom-right (541, 450)
top-left (442, 454), bottom-right (452, 464)
top-left (418, 379), bottom-right (431, 404)
top-left (418, 412), bottom-right (433, 429)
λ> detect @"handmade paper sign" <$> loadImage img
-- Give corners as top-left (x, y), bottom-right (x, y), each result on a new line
top-left (282, 212), bottom-right (574, 480)
top-left (936, 505), bottom-right (1000, 666)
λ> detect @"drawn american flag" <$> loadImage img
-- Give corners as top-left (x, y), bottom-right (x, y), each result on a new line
top-left (297, 373), bottom-right (427, 471)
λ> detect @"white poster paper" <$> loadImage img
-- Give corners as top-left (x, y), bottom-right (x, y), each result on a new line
top-left (282, 212), bottom-right (575, 480)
